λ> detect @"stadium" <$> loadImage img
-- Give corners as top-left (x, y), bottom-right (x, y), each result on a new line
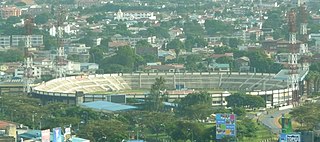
top-left (31, 71), bottom-right (308, 108)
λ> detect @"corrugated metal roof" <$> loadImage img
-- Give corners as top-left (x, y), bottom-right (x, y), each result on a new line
top-left (80, 101), bottom-right (137, 112)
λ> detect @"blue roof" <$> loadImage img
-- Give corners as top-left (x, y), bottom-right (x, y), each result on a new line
top-left (215, 64), bottom-right (230, 68)
top-left (71, 137), bottom-right (90, 142)
top-left (19, 130), bottom-right (41, 139)
top-left (81, 101), bottom-right (137, 112)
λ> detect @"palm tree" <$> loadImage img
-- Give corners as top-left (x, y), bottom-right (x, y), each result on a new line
top-left (305, 71), bottom-right (315, 96)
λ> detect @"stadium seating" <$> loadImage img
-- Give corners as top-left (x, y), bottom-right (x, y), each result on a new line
top-left (33, 72), bottom-right (288, 94)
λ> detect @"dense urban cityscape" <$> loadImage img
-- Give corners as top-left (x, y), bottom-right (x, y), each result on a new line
top-left (0, 0), bottom-right (319, 141)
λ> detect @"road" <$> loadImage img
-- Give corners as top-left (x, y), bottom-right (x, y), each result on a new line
top-left (259, 109), bottom-right (292, 134)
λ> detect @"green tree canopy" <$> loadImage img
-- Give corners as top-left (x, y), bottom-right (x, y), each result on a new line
top-left (204, 19), bottom-right (233, 35)
top-left (34, 13), bottom-right (50, 25)
top-left (225, 92), bottom-right (265, 109)
top-left (185, 36), bottom-right (208, 50)
top-left (167, 39), bottom-right (184, 58)
top-left (0, 49), bottom-right (24, 63)
top-left (145, 77), bottom-right (167, 111)
top-left (78, 120), bottom-right (128, 142)
top-left (178, 92), bottom-right (212, 119)
top-left (183, 20), bottom-right (204, 37)
top-left (135, 40), bottom-right (152, 48)
top-left (6, 16), bottom-right (21, 25)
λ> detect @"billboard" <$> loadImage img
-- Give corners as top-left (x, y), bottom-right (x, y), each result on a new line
top-left (41, 129), bottom-right (50, 142)
top-left (216, 113), bottom-right (236, 139)
top-left (279, 133), bottom-right (301, 142)
top-left (65, 127), bottom-right (71, 141)
top-left (53, 127), bottom-right (62, 142)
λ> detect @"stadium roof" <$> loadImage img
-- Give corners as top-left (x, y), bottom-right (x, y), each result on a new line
top-left (80, 101), bottom-right (137, 112)
top-left (274, 69), bottom-right (309, 81)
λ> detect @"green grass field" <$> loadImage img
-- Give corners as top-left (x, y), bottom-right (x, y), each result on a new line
top-left (240, 125), bottom-right (277, 142)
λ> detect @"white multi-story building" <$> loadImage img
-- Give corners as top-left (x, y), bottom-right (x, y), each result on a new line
top-left (11, 35), bottom-right (43, 47)
top-left (0, 36), bottom-right (10, 47)
top-left (0, 35), bottom-right (43, 48)
top-left (114, 9), bottom-right (156, 21)
top-left (111, 35), bottom-right (156, 46)
top-left (14, 66), bottom-right (41, 79)
top-left (67, 44), bottom-right (91, 54)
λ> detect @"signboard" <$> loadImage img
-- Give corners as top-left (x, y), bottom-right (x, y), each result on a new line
top-left (41, 129), bottom-right (50, 142)
top-left (279, 133), bottom-right (301, 142)
top-left (64, 127), bottom-right (71, 141)
top-left (216, 113), bottom-right (236, 139)
top-left (280, 133), bottom-right (287, 142)
top-left (53, 127), bottom-right (62, 142)
top-left (287, 134), bottom-right (301, 142)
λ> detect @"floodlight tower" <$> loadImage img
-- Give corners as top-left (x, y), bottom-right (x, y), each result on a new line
top-left (23, 16), bottom-right (34, 94)
top-left (287, 9), bottom-right (299, 106)
top-left (54, 5), bottom-right (67, 78)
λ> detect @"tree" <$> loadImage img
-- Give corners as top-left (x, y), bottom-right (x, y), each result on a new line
top-left (78, 120), bottom-right (128, 142)
top-left (115, 23), bottom-right (131, 36)
top-left (168, 121), bottom-right (211, 142)
top-left (178, 92), bottom-right (212, 120)
top-left (145, 77), bottom-right (167, 111)
top-left (167, 39), bottom-right (184, 59)
top-left (262, 10), bottom-right (282, 29)
top-left (185, 36), bottom-right (208, 50)
top-left (290, 103), bottom-right (320, 130)
top-left (135, 40), bottom-right (152, 48)
top-left (305, 71), bottom-right (316, 95)
top-left (78, 37), bottom-right (94, 47)
top-left (0, 49), bottom-right (24, 63)
top-left (204, 19), bottom-right (233, 35)
top-left (89, 46), bottom-right (104, 64)
top-left (237, 118), bottom-right (258, 138)
top-left (6, 16), bottom-right (20, 25)
top-left (229, 38), bottom-right (242, 48)
top-left (138, 26), bottom-right (170, 38)
top-left (225, 92), bottom-right (265, 109)
top-left (216, 56), bottom-right (233, 64)
top-left (183, 20), bottom-right (204, 37)
top-left (99, 46), bottom-right (143, 73)
top-left (34, 13), bottom-right (50, 25)
top-left (213, 46), bottom-right (233, 54)
top-left (185, 54), bottom-right (203, 72)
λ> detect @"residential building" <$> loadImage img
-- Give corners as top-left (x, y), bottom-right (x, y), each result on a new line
top-left (108, 41), bottom-right (130, 51)
top-left (80, 63), bottom-right (99, 73)
top-left (114, 9), bottom-right (156, 21)
top-left (111, 35), bottom-right (156, 46)
top-left (144, 64), bottom-right (185, 72)
top-left (0, 36), bottom-right (10, 47)
top-left (11, 35), bottom-right (44, 47)
top-left (67, 44), bottom-right (91, 54)
top-left (235, 56), bottom-right (250, 72)
top-left (27, 5), bottom-right (50, 15)
top-left (14, 66), bottom-right (41, 79)
top-left (0, 6), bottom-right (21, 19)
top-left (209, 64), bottom-right (230, 72)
